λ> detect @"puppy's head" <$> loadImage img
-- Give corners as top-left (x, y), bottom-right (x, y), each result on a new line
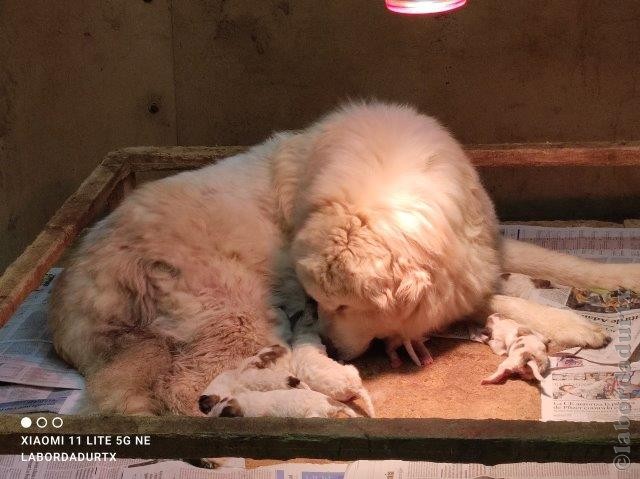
top-left (292, 202), bottom-right (432, 359)
top-left (198, 395), bottom-right (244, 417)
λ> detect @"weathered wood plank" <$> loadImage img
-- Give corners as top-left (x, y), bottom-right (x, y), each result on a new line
top-left (0, 414), bottom-right (633, 463)
top-left (470, 142), bottom-right (640, 167)
top-left (106, 146), bottom-right (247, 171)
top-left (110, 143), bottom-right (640, 171)
top-left (0, 160), bottom-right (130, 326)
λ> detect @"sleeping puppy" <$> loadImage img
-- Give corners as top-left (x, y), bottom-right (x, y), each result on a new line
top-left (198, 389), bottom-right (359, 418)
top-left (202, 344), bottom-right (306, 398)
top-left (480, 314), bottom-right (550, 384)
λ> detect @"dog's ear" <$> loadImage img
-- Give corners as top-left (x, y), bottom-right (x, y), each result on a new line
top-left (395, 269), bottom-right (430, 305)
top-left (366, 286), bottom-right (394, 310)
top-left (294, 204), bottom-right (398, 309)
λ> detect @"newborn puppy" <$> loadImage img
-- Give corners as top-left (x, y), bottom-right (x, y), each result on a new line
top-left (483, 314), bottom-right (523, 356)
top-left (481, 314), bottom-right (550, 384)
top-left (202, 344), bottom-right (306, 398)
top-left (290, 303), bottom-right (375, 417)
top-left (199, 389), bottom-right (359, 418)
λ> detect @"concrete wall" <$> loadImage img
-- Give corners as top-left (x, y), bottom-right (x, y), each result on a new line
top-left (2, 0), bottom-right (640, 271)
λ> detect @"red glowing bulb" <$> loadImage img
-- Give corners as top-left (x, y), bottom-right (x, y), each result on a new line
top-left (385, 0), bottom-right (467, 15)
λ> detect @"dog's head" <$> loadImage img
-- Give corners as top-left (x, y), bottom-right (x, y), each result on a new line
top-left (292, 201), bottom-right (434, 360)
top-left (287, 102), bottom-right (498, 361)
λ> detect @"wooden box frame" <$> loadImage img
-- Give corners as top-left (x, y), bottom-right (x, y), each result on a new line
top-left (0, 144), bottom-right (639, 463)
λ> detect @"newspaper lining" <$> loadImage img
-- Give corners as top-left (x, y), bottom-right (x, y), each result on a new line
top-left (346, 460), bottom-right (639, 479)
top-left (499, 225), bottom-right (640, 263)
top-left (121, 461), bottom-right (347, 479)
top-left (0, 456), bottom-right (148, 479)
top-left (3, 456), bottom-right (638, 479)
top-left (539, 357), bottom-right (640, 422)
top-left (0, 269), bottom-right (85, 413)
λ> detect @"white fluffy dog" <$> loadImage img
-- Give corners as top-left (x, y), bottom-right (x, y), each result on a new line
top-left (49, 101), bottom-right (639, 415)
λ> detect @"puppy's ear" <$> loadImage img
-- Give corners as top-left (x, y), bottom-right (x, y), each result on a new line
top-left (517, 327), bottom-right (534, 337)
top-left (198, 394), bottom-right (220, 415)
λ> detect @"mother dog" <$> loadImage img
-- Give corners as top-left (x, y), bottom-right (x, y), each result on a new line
top-left (49, 102), bottom-right (636, 415)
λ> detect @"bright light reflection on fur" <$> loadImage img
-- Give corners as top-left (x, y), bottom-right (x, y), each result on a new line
top-left (394, 210), bottom-right (422, 233)
top-left (385, 0), bottom-right (467, 15)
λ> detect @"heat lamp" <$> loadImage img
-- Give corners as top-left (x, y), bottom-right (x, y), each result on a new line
top-left (385, 0), bottom-right (467, 15)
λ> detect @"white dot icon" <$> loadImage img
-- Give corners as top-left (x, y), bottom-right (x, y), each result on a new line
top-left (20, 417), bottom-right (32, 428)
top-left (52, 417), bottom-right (63, 428)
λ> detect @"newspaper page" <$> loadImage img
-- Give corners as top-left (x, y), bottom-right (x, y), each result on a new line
top-left (0, 383), bottom-right (84, 414)
top-left (499, 225), bottom-right (640, 263)
top-left (0, 268), bottom-right (84, 389)
top-left (0, 455), bottom-right (149, 479)
top-left (0, 268), bottom-right (85, 413)
top-left (345, 459), bottom-right (639, 479)
top-left (540, 357), bottom-right (640, 422)
top-left (121, 461), bottom-right (347, 479)
top-left (499, 225), bottom-right (640, 364)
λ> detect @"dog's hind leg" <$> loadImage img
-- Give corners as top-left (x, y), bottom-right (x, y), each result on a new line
top-left (502, 238), bottom-right (640, 291)
top-left (154, 307), bottom-right (280, 416)
top-left (86, 338), bottom-right (172, 415)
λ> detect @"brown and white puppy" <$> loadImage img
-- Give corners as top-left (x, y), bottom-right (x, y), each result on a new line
top-left (199, 389), bottom-right (359, 418)
top-left (202, 344), bottom-right (307, 398)
top-left (480, 314), bottom-right (550, 384)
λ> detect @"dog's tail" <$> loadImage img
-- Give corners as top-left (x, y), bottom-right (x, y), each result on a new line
top-left (502, 238), bottom-right (640, 291)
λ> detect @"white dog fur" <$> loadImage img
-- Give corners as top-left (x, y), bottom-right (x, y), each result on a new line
top-left (49, 101), bottom-right (639, 415)
top-left (290, 302), bottom-right (375, 417)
